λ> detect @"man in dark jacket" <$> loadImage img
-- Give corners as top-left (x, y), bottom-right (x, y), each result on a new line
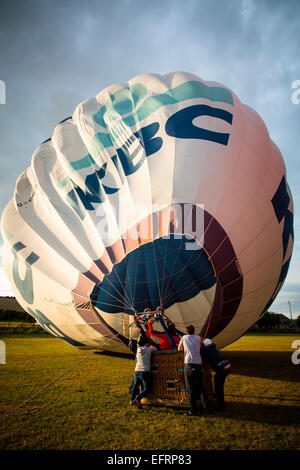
top-left (200, 338), bottom-right (231, 411)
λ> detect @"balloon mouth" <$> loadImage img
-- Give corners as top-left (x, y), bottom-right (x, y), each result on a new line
top-left (73, 204), bottom-right (243, 344)
top-left (90, 234), bottom-right (217, 315)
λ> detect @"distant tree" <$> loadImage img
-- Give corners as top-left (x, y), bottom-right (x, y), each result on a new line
top-left (0, 309), bottom-right (34, 322)
top-left (256, 311), bottom-right (280, 328)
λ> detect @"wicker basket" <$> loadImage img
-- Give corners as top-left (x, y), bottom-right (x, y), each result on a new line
top-left (142, 350), bottom-right (213, 408)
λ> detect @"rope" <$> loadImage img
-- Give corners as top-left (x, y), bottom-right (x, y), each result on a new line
top-left (89, 279), bottom-right (133, 312)
top-left (151, 241), bottom-right (162, 305)
top-left (160, 235), bottom-right (169, 303)
top-left (0, 332), bottom-right (121, 423)
top-left (132, 244), bottom-right (140, 308)
top-left (158, 239), bottom-right (181, 303)
top-left (100, 270), bottom-right (135, 312)
top-left (151, 238), bottom-right (185, 307)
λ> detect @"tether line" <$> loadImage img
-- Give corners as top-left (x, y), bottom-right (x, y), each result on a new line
top-left (0, 332), bottom-right (121, 423)
top-left (104, 267), bottom-right (134, 312)
top-left (151, 241), bottom-right (162, 306)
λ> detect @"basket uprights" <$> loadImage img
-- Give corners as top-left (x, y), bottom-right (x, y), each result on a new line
top-left (155, 313), bottom-right (177, 349)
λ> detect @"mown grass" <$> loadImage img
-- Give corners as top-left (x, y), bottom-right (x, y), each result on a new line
top-left (0, 334), bottom-right (299, 450)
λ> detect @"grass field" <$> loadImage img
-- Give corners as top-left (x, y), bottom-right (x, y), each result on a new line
top-left (0, 333), bottom-right (299, 450)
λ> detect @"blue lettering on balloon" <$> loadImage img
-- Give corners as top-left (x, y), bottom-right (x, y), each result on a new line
top-left (259, 177), bottom-right (294, 317)
top-left (66, 104), bottom-right (232, 218)
top-left (12, 242), bottom-right (40, 304)
top-left (165, 104), bottom-right (233, 145)
top-left (66, 189), bottom-right (87, 220)
top-left (67, 160), bottom-right (121, 214)
top-left (66, 122), bottom-right (162, 214)
top-left (134, 122), bottom-right (162, 158)
top-left (114, 122), bottom-right (162, 176)
top-left (271, 176), bottom-right (294, 259)
top-left (27, 307), bottom-right (84, 347)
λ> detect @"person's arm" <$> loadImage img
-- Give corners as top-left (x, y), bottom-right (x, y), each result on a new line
top-left (178, 337), bottom-right (184, 351)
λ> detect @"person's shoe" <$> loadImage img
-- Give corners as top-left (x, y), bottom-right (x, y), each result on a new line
top-left (132, 399), bottom-right (143, 409)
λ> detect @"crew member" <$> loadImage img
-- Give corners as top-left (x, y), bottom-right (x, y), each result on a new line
top-left (178, 325), bottom-right (212, 416)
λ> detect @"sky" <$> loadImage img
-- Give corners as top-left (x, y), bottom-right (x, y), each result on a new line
top-left (0, 0), bottom-right (299, 317)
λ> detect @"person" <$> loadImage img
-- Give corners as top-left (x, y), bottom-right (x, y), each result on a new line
top-left (130, 334), bottom-right (157, 409)
top-left (200, 338), bottom-right (231, 411)
top-left (178, 325), bottom-right (212, 416)
top-left (147, 307), bottom-right (181, 350)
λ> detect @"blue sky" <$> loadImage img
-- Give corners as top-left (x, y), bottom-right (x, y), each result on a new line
top-left (0, 0), bottom-right (299, 317)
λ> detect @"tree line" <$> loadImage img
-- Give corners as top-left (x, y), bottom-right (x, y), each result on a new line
top-left (0, 308), bottom-right (299, 333)
top-left (249, 311), bottom-right (300, 333)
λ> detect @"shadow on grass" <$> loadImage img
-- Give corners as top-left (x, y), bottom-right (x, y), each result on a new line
top-left (219, 400), bottom-right (300, 426)
top-left (147, 399), bottom-right (300, 426)
top-left (224, 351), bottom-right (300, 382)
top-left (143, 400), bottom-right (300, 426)
top-left (226, 393), bottom-right (300, 403)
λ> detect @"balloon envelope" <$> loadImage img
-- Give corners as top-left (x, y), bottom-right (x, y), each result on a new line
top-left (1, 72), bottom-right (294, 352)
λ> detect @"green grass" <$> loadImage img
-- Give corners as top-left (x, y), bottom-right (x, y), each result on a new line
top-left (0, 334), bottom-right (299, 450)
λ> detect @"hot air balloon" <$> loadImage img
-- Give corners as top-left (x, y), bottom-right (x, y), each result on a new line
top-left (1, 72), bottom-right (294, 353)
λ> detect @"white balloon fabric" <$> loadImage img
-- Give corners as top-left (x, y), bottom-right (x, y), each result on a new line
top-left (1, 72), bottom-right (294, 352)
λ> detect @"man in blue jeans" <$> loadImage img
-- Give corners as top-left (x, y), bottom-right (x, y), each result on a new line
top-left (130, 335), bottom-right (157, 409)
top-left (178, 325), bottom-right (212, 416)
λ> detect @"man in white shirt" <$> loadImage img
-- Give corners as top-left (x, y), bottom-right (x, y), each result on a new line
top-left (178, 325), bottom-right (212, 416)
top-left (130, 335), bottom-right (157, 409)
